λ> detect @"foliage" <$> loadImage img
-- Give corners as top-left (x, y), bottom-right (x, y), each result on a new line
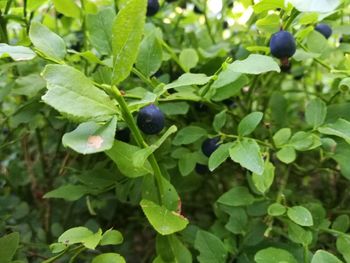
top-left (1, 0), bottom-right (350, 262)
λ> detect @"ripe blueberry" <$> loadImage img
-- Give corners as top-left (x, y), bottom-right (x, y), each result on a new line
top-left (201, 137), bottom-right (221, 157)
top-left (137, 104), bottom-right (165, 135)
top-left (315, 23), bottom-right (332, 39)
top-left (115, 127), bottom-right (131, 143)
top-left (147, 0), bottom-right (159, 16)
top-left (269, 30), bottom-right (296, 59)
top-left (195, 163), bottom-right (209, 175)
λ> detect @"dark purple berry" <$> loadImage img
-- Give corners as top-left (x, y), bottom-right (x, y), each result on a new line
top-left (269, 30), bottom-right (296, 59)
top-left (195, 163), bottom-right (209, 175)
top-left (115, 128), bottom-right (131, 143)
top-left (137, 104), bottom-right (165, 135)
top-left (201, 137), bottom-right (221, 157)
top-left (147, 0), bottom-right (159, 16)
top-left (315, 23), bottom-right (332, 39)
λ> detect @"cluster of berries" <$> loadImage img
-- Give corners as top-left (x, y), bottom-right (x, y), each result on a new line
top-left (270, 23), bottom-right (332, 71)
top-left (116, 5), bottom-right (334, 174)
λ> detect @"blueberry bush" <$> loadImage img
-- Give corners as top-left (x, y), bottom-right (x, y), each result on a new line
top-left (1, 0), bottom-right (350, 262)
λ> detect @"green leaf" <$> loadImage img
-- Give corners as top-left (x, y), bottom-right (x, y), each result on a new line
top-left (213, 110), bottom-right (227, 132)
top-left (100, 229), bottom-right (123, 246)
top-left (336, 235), bottom-right (350, 263)
top-left (287, 206), bottom-right (314, 226)
top-left (319, 118), bottom-right (350, 144)
top-left (306, 98), bottom-right (327, 128)
top-left (62, 117), bottom-right (117, 154)
top-left (159, 102), bottom-right (190, 115)
top-left (112, 0), bottom-right (147, 84)
top-left (173, 126), bottom-right (207, 145)
top-left (29, 22), bottom-right (66, 62)
top-left (143, 175), bottom-right (180, 211)
top-left (41, 64), bottom-right (118, 120)
top-left (58, 227), bottom-right (102, 249)
top-left (253, 0), bottom-right (285, 13)
top-left (289, 131), bottom-right (321, 151)
top-left (268, 203), bottom-right (286, 216)
top-left (255, 247), bottom-right (298, 263)
top-left (194, 230), bottom-right (227, 263)
top-left (27, 0), bottom-right (47, 11)
top-left (43, 184), bottom-right (92, 201)
top-left (238, 112), bottom-right (263, 136)
top-left (132, 125), bottom-right (177, 167)
top-left (256, 14), bottom-right (280, 34)
top-left (286, 0), bottom-right (340, 13)
top-left (164, 73), bottom-right (211, 90)
top-left (136, 31), bottom-right (163, 77)
top-left (179, 152), bottom-right (202, 176)
top-left (179, 48), bottom-right (199, 72)
top-left (225, 207), bottom-right (248, 234)
top-left (307, 31), bottom-right (329, 54)
top-left (52, 0), bottom-right (81, 18)
top-left (332, 215), bottom-right (350, 233)
top-left (332, 141), bottom-right (350, 179)
top-left (208, 143), bottom-right (232, 171)
top-left (92, 253), bottom-right (126, 263)
top-left (156, 235), bottom-right (192, 263)
top-left (273, 128), bottom-right (292, 147)
top-left (86, 8), bottom-right (115, 55)
top-left (276, 146), bottom-right (296, 164)
top-left (311, 250), bottom-right (342, 263)
top-left (217, 186), bottom-right (255, 207)
top-left (211, 74), bottom-right (249, 101)
top-left (229, 138), bottom-right (264, 175)
top-left (252, 161), bottom-right (275, 194)
top-left (0, 44), bottom-right (36, 61)
top-left (287, 221), bottom-right (313, 246)
top-left (140, 199), bottom-right (189, 235)
top-left (106, 140), bottom-right (153, 178)
top-left (0, 232), bottom-right (20, 262)
top-left (228, 54), bottom-right (280, 75)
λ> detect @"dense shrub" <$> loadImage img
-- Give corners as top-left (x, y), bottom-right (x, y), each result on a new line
top-left (1, 0), bottom-right (350, 262)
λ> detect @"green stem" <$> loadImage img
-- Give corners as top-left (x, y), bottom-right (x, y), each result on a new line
top-left (219, 132), bottom-right (273, 149)
top-left (297, 41), bottom-right (332, 71)
top-left (110, 86), bottom-right (165, 204)
top-left (327, 91), bottom-right (341, 105)
top-left (246, 75), bottom-right (260, 112)
top-left (160, 39), bottom-right (187, 72)
top-left (303, 245), bottom-right (308, 263)
top-left (132, 67), bottom-right (156, 89)
top-left (283, 8), bottom-right (299, 30)
top-left (0, 11), bottom-right (8, 43)
top-left (200, 57), bottom-right (232, 97)
top-left (203, 5), bottom-right (215, 44)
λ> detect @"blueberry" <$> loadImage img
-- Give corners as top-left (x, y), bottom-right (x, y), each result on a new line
top-left (147, 0), bottom-right (159, 16)
top-left (115, 127), bottom-right (131, 143)
top-left (137, 104), bottom-right (165, 135)
top-left (195, 163), bottom-right (209, 175)
top-left (269, 30), bottom-right (296, 59)
top-left (315, 23), bottom-right (332, 39)
top-left (201, 137), bottom-right (221, 157)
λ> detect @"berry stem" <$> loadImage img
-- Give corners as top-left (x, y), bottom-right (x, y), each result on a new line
top-left (110, 85), bottom-right (165, 205)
